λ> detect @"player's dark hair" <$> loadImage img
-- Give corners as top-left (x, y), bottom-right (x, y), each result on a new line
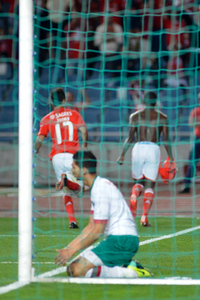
top-left (144, 91), bottom-right (157, 107)
top-left (73, 151), bottom-right (97, 174)
top-left (50, 88), bottom-right (65, 106)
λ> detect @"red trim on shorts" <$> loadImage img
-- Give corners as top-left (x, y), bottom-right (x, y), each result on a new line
top-left (94, 219), bottom-right (108, 224)
top-left (132, 175), bottom-right (144, 180)
top-left (132, 175), bottom-right (156, 182)
top-left (143, 175), bottom-right (156, 182)
top-left (96, 266), bottom-right (101, 277)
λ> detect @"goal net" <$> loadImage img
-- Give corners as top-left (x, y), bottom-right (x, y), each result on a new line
top-left (1, 0), bottom-right (200, 297)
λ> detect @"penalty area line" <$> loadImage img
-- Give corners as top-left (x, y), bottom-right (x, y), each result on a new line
top-left (139, 225), bottom-right (200, 246)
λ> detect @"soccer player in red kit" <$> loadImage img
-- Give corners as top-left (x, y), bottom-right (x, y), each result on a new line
top-left (34, 87), bottom-right (88, 228)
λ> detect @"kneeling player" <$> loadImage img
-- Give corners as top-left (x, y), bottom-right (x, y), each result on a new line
top-left (55, 151), bottom-right (152, 278)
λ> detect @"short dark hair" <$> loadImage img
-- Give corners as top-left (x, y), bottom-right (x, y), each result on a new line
top-left (50, 88), bottom-right (65, 106)
top-left (144, 91), bottom-right (157, 107)
top-left (73, 151), bottom-right (97, 174)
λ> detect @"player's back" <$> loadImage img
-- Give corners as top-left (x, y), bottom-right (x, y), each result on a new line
top-left (91, 176), bottom-right (138, 237)
top-left (39, 106), bottom-right (86, 159)
top-left (130, 108), bottom-right (168, 143)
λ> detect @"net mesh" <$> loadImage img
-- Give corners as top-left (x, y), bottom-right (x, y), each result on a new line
top-left (1, 0), bottom-right (200, 298)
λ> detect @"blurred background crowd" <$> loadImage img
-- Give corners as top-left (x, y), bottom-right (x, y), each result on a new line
top-left (0, 0), bottom-right (200, 142)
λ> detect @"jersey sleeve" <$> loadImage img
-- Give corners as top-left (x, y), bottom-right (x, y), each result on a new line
top-left (77, 112), bottom-right (86, 128)
top-left (38, 116), bottom-right (49, 137)
top-left (92, 189), bottom-right (110, 223)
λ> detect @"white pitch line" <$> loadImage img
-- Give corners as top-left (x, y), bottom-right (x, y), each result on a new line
top-left (32, 277), bottom-right (200, 285)
top-left (0, 281), bottom-right (30, 295)
top-left (0, 234), bottom-right (161, 238)
top-left (0, 262), bottom-right (54, 265)
top-left (1, 225), bottom-right (200, 295)
top-left (2, 226), bottom-right (200, 267)
top-left (0, 234), bottom-right (77, 238)
top-left (139, 225), bottom-right (200, 246)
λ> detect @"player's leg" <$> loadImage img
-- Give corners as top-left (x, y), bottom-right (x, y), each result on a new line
top-left (141, 144), bottom-right (160, 226)
top-left (67, 256), bottom-right (140, 278)
top-left (129, 182), bottom-right (144, 217)
top-left (130, 143), bottom-right (145, 217)
top-left (140, 180), bottom-right (155, 227)
top-left (63, 153), bottom-right (80, 228)
top-left (84, 236), bottom-right (152, 278)
top-left (63, 194), bottom-right (78, 228)
top-left (52, 153), bottom-right (78, 228)
top-left (55, 173), bottom-right (81, 192)
top-left (67, 236), bottom-right (152, 278)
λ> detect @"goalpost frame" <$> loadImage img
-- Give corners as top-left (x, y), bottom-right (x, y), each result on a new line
top-left (18, 0), bottom-right (33, 283)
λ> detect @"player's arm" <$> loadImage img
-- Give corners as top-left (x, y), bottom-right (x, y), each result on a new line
top-left (55, 215), bottom-right (106, 266)
top-left (188, 109), bottom-right (200, 127)
top-left (188, 109), bottom-right (195, 126)
top-left (78, 125), bottom-right (88, 150)
top-left (189, 116), bottom-right (194, 126)
top-left (117, 116), bottom-right (136, 165)
top-left (34, 135), bottom-right (46, 154)
top-left (162, 118), bottom-right (173, 163)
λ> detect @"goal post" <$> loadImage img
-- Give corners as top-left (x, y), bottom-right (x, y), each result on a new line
top-left (18, 0), bottom-right (33, 283)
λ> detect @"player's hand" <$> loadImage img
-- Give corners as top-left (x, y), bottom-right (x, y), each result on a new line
top-left (117, 156), bottom-right (124, 165)
top-left (82, 145), bottom-right (87, 151)
top-left (55, 174), bottom-right (67, 190)
top-left (54, 248), bottom-right (71, 266)
top-left (55, 180), bottom-right (63, 190)
top-left (34, 149), bottom-right (39, 155)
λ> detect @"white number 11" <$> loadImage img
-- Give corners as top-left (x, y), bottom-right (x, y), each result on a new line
top-left (55, 121), bottom-right (74, 144)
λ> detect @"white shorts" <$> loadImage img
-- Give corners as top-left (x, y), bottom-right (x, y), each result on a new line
top-left (52, 152), bottom-right (73, 181)
top-left (52, 152), bottom-right (83, 196)
top-left (80, 246), bottom-right (103, 267)
top-left (131, 142), bottom-right (160, 181)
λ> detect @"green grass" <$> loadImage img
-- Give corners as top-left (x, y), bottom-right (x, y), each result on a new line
top-left (2, 284), bottom-right (200, 300)
top-left (0, 217), bottom-right (200, 300)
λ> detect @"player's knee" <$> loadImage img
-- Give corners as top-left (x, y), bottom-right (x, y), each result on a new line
top-left (67, 262), bottom-right (86, 277)
top-left (67, 263), bottom-right (79, 277)
top-left (67, 265), bottom-right (72, 276)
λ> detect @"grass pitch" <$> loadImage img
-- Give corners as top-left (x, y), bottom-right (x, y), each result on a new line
top-left (0, 217), bottom-right (200, 300)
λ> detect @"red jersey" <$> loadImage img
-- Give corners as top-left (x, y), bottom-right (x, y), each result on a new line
top-left (38, 107), bottom-right (86, 160)
top-left (189, 106), bottom-right (200, 138)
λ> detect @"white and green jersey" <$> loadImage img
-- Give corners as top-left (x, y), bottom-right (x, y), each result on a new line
top-left (90, 176), bottom-right (138, 237)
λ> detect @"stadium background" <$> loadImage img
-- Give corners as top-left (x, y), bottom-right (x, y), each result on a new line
top-left (1, 0), bottom-right (200, 188)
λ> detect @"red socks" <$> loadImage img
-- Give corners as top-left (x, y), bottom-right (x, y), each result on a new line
top-left (66, 179), bottom-right (80, 191)
top-left (129, 184), bottom-right (143, 217)
top-left (63, 195), bottom-right (77, 223)
top-left (142, 188), bottom-right (154, 216)
top-left (131, 184), bottom-right (143, 198)
top-left (56, 174), bottom-right (80, 192)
